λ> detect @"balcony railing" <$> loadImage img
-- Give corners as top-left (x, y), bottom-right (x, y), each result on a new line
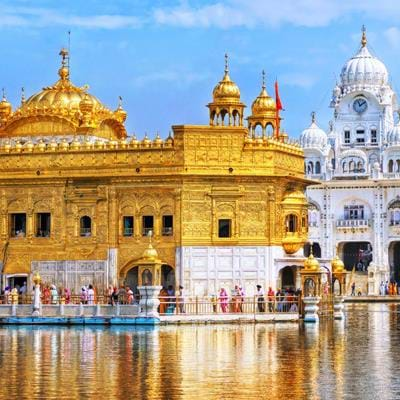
top-left (162, 227), bottom-right (173, 236)
top-left (80, 228), bottom-right (92, 237)
top-left (383, 173), bottom-right (400, 179)
top-left (123, 228), bottom-right (133, 237)
top-left (336, 219), bottom-right (370, 228)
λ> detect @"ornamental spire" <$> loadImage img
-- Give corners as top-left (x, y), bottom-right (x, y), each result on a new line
top-left (262, 70), bottom-right (266, 90)
top-left (224, 53), bottom-right (229, 75)
top-left (58, 48), bottom-right (70, 81)
top-left (1, 88), bottom-right (5, 101)
top-left (21, 87), bottom-right (25, 105)
top-left (311, 111), bottom-right (316, 123)
top-left (361, 25), bottom-right (367, 48)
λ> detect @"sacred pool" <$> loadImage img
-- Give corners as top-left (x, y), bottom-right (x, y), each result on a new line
top-left (0, 303), bottom-right (398, 399)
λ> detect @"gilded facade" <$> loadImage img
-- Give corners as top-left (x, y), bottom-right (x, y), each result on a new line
top-left (0, 49), bottom-right (309, 295)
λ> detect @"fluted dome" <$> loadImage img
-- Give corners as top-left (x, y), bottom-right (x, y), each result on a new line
top-left (331, 255), bottom-right (345, 273)
top-left (2, 48), bottom-right (127, 140)
top-left (340, 29), bottom-right (388, 88)
top-left (300, 113), bottom-right (327, 149)
top-left (142, 243), bottom-right (159, 261)
top-left (387, 121), bottom-right (400, 146)
top-left (251, 77), bottom-right (276, 117)
top-left (304, 253), bottom-right (320, 271)
top-left (212, 70), bottom-right (241, 103)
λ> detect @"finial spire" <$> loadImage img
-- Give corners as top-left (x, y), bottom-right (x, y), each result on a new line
top-left (1, 88), bottom-right (5, 101)
top-left (21, 87), bottom-right (25, 104)
top-left (262, 70), bottom-right (266, 90)
top-left (311, 111), bottom-right (316, 123)
top-left (147, 229), bottom-right (153, 244)
top-left (224, 53), bottom-right (229, 75)
top-left (118, 95), bottom-right (123, 108)
top-left (361, 25), bottom-right (367, 47)
top-left (58, 48), bottom-right (70, 81)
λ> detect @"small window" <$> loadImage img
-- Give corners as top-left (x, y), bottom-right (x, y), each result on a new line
top-left (36, 213), bottom-right (51, 237)
top-left (356, 129), bottom-right (365, 144)
top-left (123, 216), bottom-right (134, 237)
top-left (371, 129), bottom-right (377, 144)
top-left (286, 214), bottom-right (298, 233)
top-left (142, 215), bottom-right (154, 236)
top-left (162, 215), bottom-right (173, 236)
top-left (10, 213), bottom-right (26, 238)
top-left (80, 216), bottom-right (92, 237)
top-left (344, 130), bottom-right (351, 144)
top-left (218, 219), bottom-right (231, 238)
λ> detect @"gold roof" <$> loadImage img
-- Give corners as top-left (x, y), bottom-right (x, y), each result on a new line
top-left (281, 190), bottom-right (308, 206)
top-left (331, 247), bottom-right (345, 273)
top-left (251, 71), bottom-right (276, 117)
top-left (212, 54), bottom-right (242, 104)
top-left (304, 253), bottom-right (320, 271)
top-left (1, 48), bottom-right (127, 140)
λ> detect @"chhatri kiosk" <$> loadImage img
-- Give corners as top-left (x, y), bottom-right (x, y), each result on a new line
top-left (0, 49), bottom-right (311, 296)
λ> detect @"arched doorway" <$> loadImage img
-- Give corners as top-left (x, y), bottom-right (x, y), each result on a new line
top-left (389, 241), bottom-right (400, 282)
top-left (341, 242), bottom-right (372, 271)
top-left (280, 266), bottom-right (296, 289)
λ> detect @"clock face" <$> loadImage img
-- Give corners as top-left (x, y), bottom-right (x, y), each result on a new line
top-left (353, 98), bottom-right (368, 114)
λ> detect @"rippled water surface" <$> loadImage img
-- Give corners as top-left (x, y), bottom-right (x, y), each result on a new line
top-left (1, 303), bottom-right (400, 399)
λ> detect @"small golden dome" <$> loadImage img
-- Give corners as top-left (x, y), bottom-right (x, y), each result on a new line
top-left (15, 141), bottom-right (22, 152)
top-left (130, 134), bottom-right (139, 148)
top-left (142, 133), bottom-right (151, 147)
top-left (71, 137), bottom-right (81, 150)
top-left (251, 72), bottom-right (276, 116)
top-left (3, 141), bottom-right (11, 152)
top-left (142, 243), bottom-right (159, 261)
top-left (165, 132), bottom-right (173, 146)
top-left (304, 253), bottom-right (320, 271)
top-left (212, 54), bottom-right (241, 103)
top-left (114, 96), bottom-right (127, 123)
top-left (49, 139), bottom-right (58, 151)
top-left (0, 90), bottom-right (12, 119)
top-left (154, 133), bottom-right (163, 147)
top-left (331, 255), bottom-right (345, 273)
top-left (60, 139), bottom-right (69, 151)
top-left (119, 138), bottom-right (128, 149)
top-left (25, 140), bottom-right (34, 152)
top-left (37, 139), bottom-right (46, 152)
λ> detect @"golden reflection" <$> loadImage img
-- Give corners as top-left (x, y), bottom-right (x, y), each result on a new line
top-left (0, 306), bottom-right (398, 399)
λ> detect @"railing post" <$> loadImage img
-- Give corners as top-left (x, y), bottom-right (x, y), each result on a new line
top-left (195, 296), bottom-right (199, 315)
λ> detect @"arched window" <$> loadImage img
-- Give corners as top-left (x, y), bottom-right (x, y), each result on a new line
top-left (397, 160), bottom-right (400, 172)
top-left (349, 160), bottom-right (355, 172)
top-left (285, 214), bottom-right (298, 233)
top-left (342, 161), bottom-right (347, 173)
top-left (80, 216), bottom-right (92, 237)
top-left (389, 159), bottom-right (394, 173)
top-left (389, 201), bottom-right (400, 226)
top-left (307, 162), bottom-right (314, 174)
top-left (357, 161), bottom-right (363, 172)
top-left (315, 161), bottom-right (321, 174)
top-left (254, 124), bottom-right (263, 137)
top-left (266, 123), bottom-right (274, 136)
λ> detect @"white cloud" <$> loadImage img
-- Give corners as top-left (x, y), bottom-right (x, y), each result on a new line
top-left (0, 6), bottom-right (142, 29)
top-left (384, 27), bottom-right (400, 49)
top-left (152, 0), bottom-right (400, 29)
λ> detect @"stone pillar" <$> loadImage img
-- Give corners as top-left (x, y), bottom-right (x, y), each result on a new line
top-left (303, 296), bottom-right (320, 323)
top-left (138, 286), bottom-right (162, 318)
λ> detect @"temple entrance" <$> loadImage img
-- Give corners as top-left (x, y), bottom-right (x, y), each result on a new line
top-left (341, 242), bottom-right (372, 271)
top-left (124, 264), bottom-right (175, 293)
top-left (280, 266), bottom-right (296, 290)
top-left (389, 241), bottom-right (400, 283)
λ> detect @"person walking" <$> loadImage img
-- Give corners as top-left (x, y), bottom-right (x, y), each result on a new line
top-left (351, 282), bottom-right (356, 296)
top-left (267, 287), bottom-right (275, 312)
top-left (256, 285), bottom-right (265, 313)
top-left (87, 284), bottom-right (95, 305)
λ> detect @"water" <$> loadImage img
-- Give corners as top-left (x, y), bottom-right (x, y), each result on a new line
top-left (0, 303), bottom-right (399, 399)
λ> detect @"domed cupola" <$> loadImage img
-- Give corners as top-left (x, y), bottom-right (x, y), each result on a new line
top-left (247, 71), bottom-right (278, 137)
top-left (208, 54), bottom-right (245, 127)
top-left (387, 112), bottom-right (400, 146)
top-left (340, 26), bottom-right (388, 89)
top-left (300, 112), bottom-right (327, 149)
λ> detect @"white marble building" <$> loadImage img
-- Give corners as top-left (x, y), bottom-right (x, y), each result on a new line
top-left (300, 28), bottom-right (400, 294)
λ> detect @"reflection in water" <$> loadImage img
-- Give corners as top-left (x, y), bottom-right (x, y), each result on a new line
top-left (1, 304), bottom-right (400, 399)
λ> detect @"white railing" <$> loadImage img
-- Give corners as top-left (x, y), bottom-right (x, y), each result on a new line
top-left (336, 219), bottom-right (370, 228)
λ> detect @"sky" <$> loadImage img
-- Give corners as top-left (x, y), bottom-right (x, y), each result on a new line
top-left (1, 0), bottom-right (400, 139)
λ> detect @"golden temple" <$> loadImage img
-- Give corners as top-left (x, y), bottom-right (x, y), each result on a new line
top-left (0, 49), bottom-right (309, 295)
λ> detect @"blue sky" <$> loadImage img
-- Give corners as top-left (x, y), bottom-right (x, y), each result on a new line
top-left (1, 0), bottom-right (400, 138)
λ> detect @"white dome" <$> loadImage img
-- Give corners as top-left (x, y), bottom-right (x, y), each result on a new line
top-left (300, 114), bottom-right (327, 149)
top-left (340, 44), bottom-right (388, 88)
top-left (387, 123), bottom-right (400, 146)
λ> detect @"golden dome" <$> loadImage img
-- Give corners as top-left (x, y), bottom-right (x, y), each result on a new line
top-left (142, 243), bottom-right (159, 261)
top-left (212, 54), bottom-right (241, 104)
top-left (0, 90), bottom-right (12, 121)
top-left (154, 133), bottom-right (163, 147)
top-left (281, 190), bottom-right (308, 206)
top-left (114, 97), bottom-right (127, 123)
top-left (331, 255), bottom-right (345, 273)
top-left (165, 132), bottom-right (173, 146)
top-left (251, 72), bottom-right (276, 116)
top-left (304, 253), bottom-right (320, 271)
top-left (2, 48), bottom-right (127, 140)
